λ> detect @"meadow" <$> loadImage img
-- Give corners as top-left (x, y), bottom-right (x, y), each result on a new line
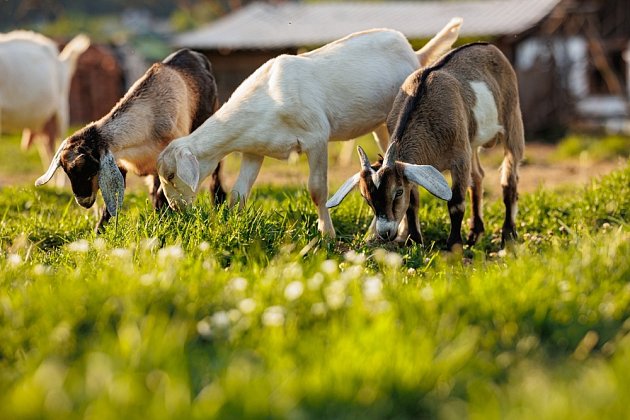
top-left (0, 131), bottom-right (628, 419)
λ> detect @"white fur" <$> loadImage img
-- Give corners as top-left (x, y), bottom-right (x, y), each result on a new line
top-left (0, 31), bottom-right (89, 172)
top-left (470, 81), bottom-right (504, 147)
top-left (158, 19), bottom-right (462, 237)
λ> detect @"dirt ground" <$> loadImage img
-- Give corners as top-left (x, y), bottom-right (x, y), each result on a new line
top-left (1, 142), bottom-right (626, 200)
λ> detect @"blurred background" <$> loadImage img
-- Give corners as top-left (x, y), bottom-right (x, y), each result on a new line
top-left (1, 0), bottom-right (628, 196)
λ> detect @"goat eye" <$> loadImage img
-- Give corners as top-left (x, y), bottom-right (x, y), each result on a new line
top-left (395, 189), bottom-right (404, 198)
top-left (167, 173), bottom-right (175, 182)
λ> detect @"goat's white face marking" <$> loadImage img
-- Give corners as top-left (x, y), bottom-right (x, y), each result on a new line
top-left (371, 171), bottom-right (382, 188)
top-left (470, 81), bottom-right (503, 147)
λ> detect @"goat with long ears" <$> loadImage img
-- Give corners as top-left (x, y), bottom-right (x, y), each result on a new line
top-left (36, 49), bottom-right (226, 231)
top-left (328, 42), bottom-right (524, 249)
top-left (157, 18), bottom-right (462, 238)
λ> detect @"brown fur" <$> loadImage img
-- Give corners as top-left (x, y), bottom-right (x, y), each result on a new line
top-left (364, 43), bottom-right (525, 248)
top-left (42, 49), bottom-right (226, 232)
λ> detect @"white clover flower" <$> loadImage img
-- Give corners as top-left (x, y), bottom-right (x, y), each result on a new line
top-left (311, 302), bottom-right (327, 317)
top-left (140, 237), bottom-right (160, 252)
top-left (228, 277), bottom-right (248, 292)
top-left (228, 309), bottom-right (242, 323)
top-left (325, 280), bottom-right (346, 310)
top-left (372, 248), bottom-right (388, 263)
top-left (67, 239), bottom-right (90, 253)
top-left (196, 318), bottom-right (212, 337)
top-left (238, 298), bottom-right (257, 314)
top-left (110, 248), bottom-right (132, 259)
top-left (307, 273), bottom-right (325, 290)
top-left (344, 250), bottom-right (366, 265)
top-left (340, 265), bottom-right (363, 282)
top-left (7, 253), bottom-right (22, 266)
top-left (407, 267), bottom-right (417, 275)
top-left (283, 262), bottom-right (303, 279)
top-left (139, 273), bottom-right (156, 286)
top-left (363, 276), bottom-right (383, 301)
top-left (284, 281), bottom-right (304, 301)
top-left (420, 286), bottom-right (434, 301)
top-left (157, 245), bottom-right (184, 261)
top-left (198, 241), bottom-right (211, 252)
top-left (211, 311), bottom-right (230, 329)
top-left (262, 306), bottom-right (285, 327)
top-left (320, 259), bottom-right (338, 275)
top-left (92, 238), bottom-right (107, 251)
top-left (384, 252), bottom-right (403, 268)
top-left (33, 264), bottom-right (51, 275)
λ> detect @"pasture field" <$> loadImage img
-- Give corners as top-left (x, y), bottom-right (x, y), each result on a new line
top-left (0, 129), bottom-right (628, 418)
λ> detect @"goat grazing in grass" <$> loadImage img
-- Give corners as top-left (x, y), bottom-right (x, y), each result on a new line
top-left (36, 49), bottom-right (226, 232)
top-left (327, 42), bottom-right (525, 250)
top-left (0, 31), bottom-right (89, 181)
top-left (157, 18), bottom-right (462, 238)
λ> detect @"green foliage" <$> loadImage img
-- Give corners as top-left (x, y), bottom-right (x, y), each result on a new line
top-left (554, 133), bottom-right (630, 162)
top-left (0, 164), bottom-right (628, 418)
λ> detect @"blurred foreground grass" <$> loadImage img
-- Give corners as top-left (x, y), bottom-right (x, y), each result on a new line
top-left (0, 155), bottom-right (628, 418)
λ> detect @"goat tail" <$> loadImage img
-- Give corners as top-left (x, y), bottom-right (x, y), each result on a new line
top-left (416, 17), bottom-right (462, 68)
top-left (209, 159), bottom-right (227, 205)
top-left (59, 34), bottom-right (90, 73)
top-left (500, 109), bottom-right (525, 188)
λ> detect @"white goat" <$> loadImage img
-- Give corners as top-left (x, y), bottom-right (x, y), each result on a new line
top-left (328, 42), bottom-right (525, 250)
top-left (157, 18), bottom-right (462, 238)
top-left (0, 31), bottom-right (90, 175)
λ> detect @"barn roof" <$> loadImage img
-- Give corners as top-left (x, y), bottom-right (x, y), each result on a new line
top-left (175, 0), bottom-right (562, 50)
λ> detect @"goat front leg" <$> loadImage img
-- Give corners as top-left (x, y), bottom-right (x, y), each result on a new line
top-left (403, 186), bottom-right (423, 245)
top-left (306, 143), bottom-right (335, 238)
top-left (467, 149), bottom-right (485, 245)
top-left (230, 153), bottom-right (263, 209)
top-left (148, 174), bottom-right (168, 210)
top-left (446, 160), bottom-right (470, 251)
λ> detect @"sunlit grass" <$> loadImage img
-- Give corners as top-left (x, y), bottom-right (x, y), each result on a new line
top-left (0, 159), bottom-right (628, 418)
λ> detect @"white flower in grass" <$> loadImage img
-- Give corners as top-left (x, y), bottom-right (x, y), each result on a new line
top-left (311, 302), bottom-right (327, 317)
top-left (157, 245), bottom-right (184, 261)
top-left (420, 285), bottom-right (434, 301)
top-left (228, 277), bottom-right (248, 292)
top-left (320, 259), bottom-right (338, 275)
top-left (340, 265), bottom-right (363, 282)
top-left (33, 264), bottom-right (51, 275)
top-left (139, 273), bottom-right (156, 286)
top-left (262, 306), bottom-right (285, 327)
top-left (211, 311), bottom-right (230, 329)
top-left (110, 248), bottom-right (132, 260)
top-left (92, 238), bottom-right (107, 251)
top-left (196, 318), bottom-right (212, 337)
top-left (140, 237), bottom-right (160, 252)
top-left (7, 253), bottom-right (22, 266)
top-left (363, 276), bottom-right (383, 301)
top-left (283, 262), bottom-right (303, 279)
top-left (284, 281), bottom-right (304, 301)
top-left (325, 280), bottom-right (346, 310)
top-left (238, 298), bottom-right (257, 314)
top-left (198, 241), bottom-right (210, 252)
top-left (384, 252), bottom-right (403, 268)
top-left (67, 239), bottom-right (89, 253)
top-left (344, 250), bottom-right (366, 265)
top-left (307, 273), bottom-right (325, 290)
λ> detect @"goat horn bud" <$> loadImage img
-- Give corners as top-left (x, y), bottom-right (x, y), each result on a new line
top-left (383, 141), bottom-right (398, 168)
top-left (357, 146), bottom-right (372, 172)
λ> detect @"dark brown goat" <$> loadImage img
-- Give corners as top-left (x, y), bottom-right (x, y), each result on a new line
top-left (328, 43), bottom-right (524, 250)
top-left (36, 48), bottom-right (226, 231)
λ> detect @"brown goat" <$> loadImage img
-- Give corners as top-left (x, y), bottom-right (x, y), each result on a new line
top-left (328, 42), bottom-right (525, 250)
top-left (36, 49), bottom-right (226, 232)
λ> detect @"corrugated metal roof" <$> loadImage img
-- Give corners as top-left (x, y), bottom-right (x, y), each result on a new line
top-left (175, 0), bottom-right (562, 50)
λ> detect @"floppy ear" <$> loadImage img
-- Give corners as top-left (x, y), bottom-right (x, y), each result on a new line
top-left (326, 172), bottom-right (361, 208)
top-left (35, 139), bottom-right (68, 186)
top-left (176, 149), bottom-right (200, 192)
top-left (98, 150), bottom-right (125, 215)
top-left (401, 163), bottom-right (452, 201)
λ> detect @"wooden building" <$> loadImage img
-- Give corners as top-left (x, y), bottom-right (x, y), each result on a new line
top-left (175, 0), bottom-right (630, 137)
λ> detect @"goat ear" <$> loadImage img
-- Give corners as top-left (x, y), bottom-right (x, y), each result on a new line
top-left (176, 149), bottom-right (200, 192)
top-left (401, 163), bottom-right (452, 201)
top-left (35, 139), bottom-right (68, 186)
top-left (326, 172), bottom-right (361, 208)
top-left (98, 150), bottom-right (125, 216)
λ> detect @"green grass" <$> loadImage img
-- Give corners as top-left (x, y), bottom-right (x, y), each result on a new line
top-left (0, 158), bottom-right (629, 418)
top-left (553, 133), bottom-right (630, 162)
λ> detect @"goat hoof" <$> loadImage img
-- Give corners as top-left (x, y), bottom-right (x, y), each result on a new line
top-left (466, 230), bottom-right (484, 246)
